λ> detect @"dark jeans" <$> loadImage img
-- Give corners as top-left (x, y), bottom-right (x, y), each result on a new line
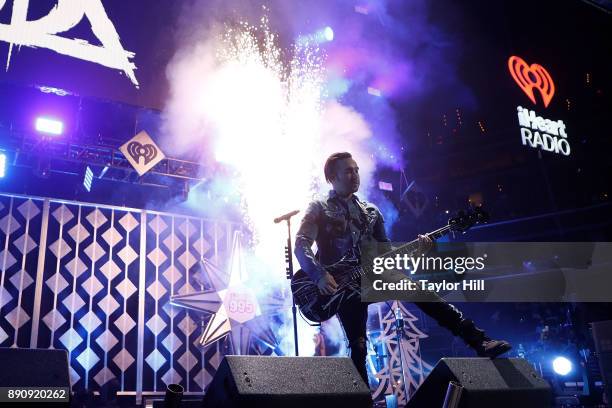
top-left (337, 296), bottom-right (370, 384)
top-left (337, 297), bottom-right (465, 385)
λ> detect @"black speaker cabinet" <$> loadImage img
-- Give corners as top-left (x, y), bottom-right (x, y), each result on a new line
top-left (591, 320), bottom-right (612, 403)
top-left (406, 358), bottom-right (551, 408)
top-left (0, 348), bottom-right (70, 407)
top-left (202, 355), bottom-right (372, 407)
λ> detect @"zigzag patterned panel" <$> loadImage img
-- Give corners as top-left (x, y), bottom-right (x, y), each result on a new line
top-left (0, 196), bottom-right (43, 348)
top-left (0, 193), bottom-right (241, 401)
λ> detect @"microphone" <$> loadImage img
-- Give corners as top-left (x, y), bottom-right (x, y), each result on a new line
top-left (274, 210), bottom-right (300, 224)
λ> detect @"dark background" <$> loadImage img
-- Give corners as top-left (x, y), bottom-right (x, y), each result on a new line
top-left (0, 0), bottom-right (609, 237)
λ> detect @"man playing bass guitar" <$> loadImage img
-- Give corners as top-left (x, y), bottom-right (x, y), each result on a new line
top-left (294, 152), bottom-right (511, 384)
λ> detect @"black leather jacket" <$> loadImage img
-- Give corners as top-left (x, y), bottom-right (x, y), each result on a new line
top-left (294, 190), bottom-right (390, 282)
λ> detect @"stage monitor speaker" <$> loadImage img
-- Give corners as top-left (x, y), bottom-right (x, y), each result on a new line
top-left (0, 348), bottom-right (70, 406)
top-left (591, 320), bottom-right (612, 402)
top-left (202, 355), bottom-right (372, 408)
top-left (406, 357), bottom-right (551, 408)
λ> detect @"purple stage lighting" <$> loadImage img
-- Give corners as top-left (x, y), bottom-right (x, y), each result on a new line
top-left (367, 87), bottom-right (382, 97)
top-left (35, 117), bottom-right (64, 135)
top-left (378, 181), bottom-right (393, 191)
top-left (0, 153), bottom-right (6, 178)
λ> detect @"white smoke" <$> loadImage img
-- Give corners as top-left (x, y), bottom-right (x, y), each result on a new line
top-left (162, 16), bottom-right (378, 356)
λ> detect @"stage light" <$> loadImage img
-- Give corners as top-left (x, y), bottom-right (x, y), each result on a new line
top-left (297, 27), bottom-right (334, 46)
top-left (378, 181), bottom-right (393, 191)
top-left (552, 356), bottom-right (572, 376)
top-left (323, 26), bottom-right (334, 42)
top-left (99, 165), bottom-right (109, 179)
top-left (355, 5), bottom-right (369, 15)
top-left (35, 117), bottom-right (63, 135)
top-left (83, 166), bottom-right (94, 192)
top-left (0, 153), bottom-right (6, 178)
top-left (367, 87), bottom-right (382, 97)
top-left (37, 85), bottom-right (70, 97)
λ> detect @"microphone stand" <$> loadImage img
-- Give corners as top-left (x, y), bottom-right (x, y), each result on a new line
top-left (277, 214), bottom-right (300, 356)
top-left (392, 303), bottom-right (409, 402)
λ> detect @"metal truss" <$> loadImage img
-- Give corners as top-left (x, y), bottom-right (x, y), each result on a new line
top-left (0, 127), bottom-right (207, 188)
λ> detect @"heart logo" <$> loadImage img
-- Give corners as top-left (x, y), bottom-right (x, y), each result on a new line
top-left (508, 56), bottom-right (555, 108)
top-left (126, 141), bottom-right (158, 164)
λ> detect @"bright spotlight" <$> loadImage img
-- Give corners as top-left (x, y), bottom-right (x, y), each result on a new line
top-left (323, 26), bottom-right (334, 42)
top-left (552, 356), bottom-right (572, 376)
top-left (297, 26), bottom-right (335, 45)
top-left (0, 153), bottom-right (6, 178)
top-left (35, 117), bottom-right (64, 135)
top-left (83, 166), bottom-right (94, 192)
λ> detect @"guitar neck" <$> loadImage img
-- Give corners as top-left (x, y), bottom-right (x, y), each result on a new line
top-left (341, 224), bottom-right (453, 283)
top-left (378, 224), bottom-right (452, 259)
top-left (339, 207), bottom-right (486, 283)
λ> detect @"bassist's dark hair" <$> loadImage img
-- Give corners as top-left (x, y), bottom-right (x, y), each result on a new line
top-left (324, 152), bottom-right (352, 183)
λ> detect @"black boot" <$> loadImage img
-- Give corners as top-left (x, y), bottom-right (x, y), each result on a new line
top-left (457, 319), bottom-right (512, 358)
top-left (416, 301), bottom-right (512, 358)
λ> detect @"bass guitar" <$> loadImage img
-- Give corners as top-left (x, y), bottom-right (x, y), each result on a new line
top-left (290, 207), bottom-right (488, 322)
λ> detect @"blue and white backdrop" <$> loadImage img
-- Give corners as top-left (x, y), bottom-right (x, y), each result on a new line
top-left (0, 192), bottom-right (262, 401)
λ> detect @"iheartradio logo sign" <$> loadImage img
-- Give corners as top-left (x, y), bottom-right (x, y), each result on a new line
top-left (508, 56), bottom-right (555, 108)
top-left (508, 56), bottom-right (570, 156)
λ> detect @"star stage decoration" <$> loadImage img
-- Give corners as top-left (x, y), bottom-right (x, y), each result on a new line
top-left (170, 231), bottom-right (284, 354)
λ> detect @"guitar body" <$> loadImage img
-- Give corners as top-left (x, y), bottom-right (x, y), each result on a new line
top-left (290, 266), bottom-right (361, 323)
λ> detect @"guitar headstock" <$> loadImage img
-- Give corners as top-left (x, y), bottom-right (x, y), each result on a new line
top-left (448, 206), bottom-right (489, 233)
